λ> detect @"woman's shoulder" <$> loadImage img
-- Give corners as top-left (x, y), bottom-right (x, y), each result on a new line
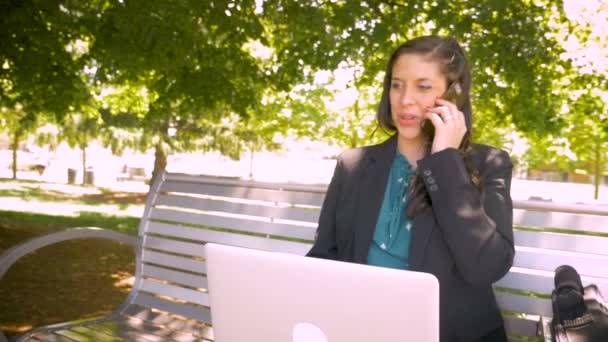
top-left (336, 145), bottom-right (372, 167)
top-left (470, 143), bottom-right (513, 170)
top-left (337, 138), bottom-right (394, 168)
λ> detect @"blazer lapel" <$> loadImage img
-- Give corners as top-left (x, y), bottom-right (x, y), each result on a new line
top-left (352, 135), bottom-right (397, 263)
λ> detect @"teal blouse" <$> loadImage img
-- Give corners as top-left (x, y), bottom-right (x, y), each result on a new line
top-left (367, 152), bottom-right (415, 270)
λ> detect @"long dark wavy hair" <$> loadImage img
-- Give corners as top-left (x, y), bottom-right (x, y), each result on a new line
top-left (376, 35), bottom-right (481, 218)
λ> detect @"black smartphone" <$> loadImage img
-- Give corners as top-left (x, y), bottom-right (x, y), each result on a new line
top-left (443, 82), bottom-right (466, 108)
top-left (422, 82), bottom-right (465, 141)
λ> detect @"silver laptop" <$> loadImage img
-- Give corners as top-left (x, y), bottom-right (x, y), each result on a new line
top-left (205, 243), bottom-right (439, 342)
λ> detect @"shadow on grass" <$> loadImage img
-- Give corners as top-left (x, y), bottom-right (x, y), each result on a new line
top-left (0, 185), bottom-right (147, 207)
top-left (0, 210), bottom-right (139, 338)
top-left (0, 210), bottom-right (140, 241)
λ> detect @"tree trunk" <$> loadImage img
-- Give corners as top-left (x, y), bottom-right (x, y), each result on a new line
top-left (150, 143), bottom-right (167, 188)
top-left (594, 141), bottom-right (601, 200)
top-left (249, 148), bottom-right (254, 179)
top-left (350, 97), bottom-right (360, 148)
top-left (81, 143), bottom-right (87, 185)
top-left (10, 129), bottom-right (22, 180)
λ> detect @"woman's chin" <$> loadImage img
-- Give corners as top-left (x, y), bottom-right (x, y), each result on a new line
top-left (396, 127), bottom-right (423, 142)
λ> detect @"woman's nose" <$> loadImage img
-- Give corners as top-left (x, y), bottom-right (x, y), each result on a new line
top-left (399, 90), bottom-right (415, 106)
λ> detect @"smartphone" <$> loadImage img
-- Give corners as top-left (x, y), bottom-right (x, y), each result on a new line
top-left (422, 82), bottom-right (465, 141)
top-left (442, 82), bottom-right (466, 108)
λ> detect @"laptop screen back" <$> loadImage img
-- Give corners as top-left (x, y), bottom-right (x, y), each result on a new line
top-left (205, 243), bottom-right (439, 342)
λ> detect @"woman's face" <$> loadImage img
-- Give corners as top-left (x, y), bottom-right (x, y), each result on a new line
top-left (389, 53), bottom-right (448, 144)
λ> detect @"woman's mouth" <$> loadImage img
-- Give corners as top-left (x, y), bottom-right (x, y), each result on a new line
top-left (397, 113), bottom-right (418, 127)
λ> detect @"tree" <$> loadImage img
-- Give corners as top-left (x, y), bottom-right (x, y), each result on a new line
top-left (2, 0), bottom-right (581, 184)
top-left (263, 0), bottom-right (570, 145)
top-left (1, 0), bottom-right (90, 120)
top-left (564, 87), bottom-right (608, 199)
top-left (520, 1), bottom-right (608, 198)
top-left (62, 113), bottom-right (103, 185)
top-left (0, 108), bottom-right (38, 179)
top-left (83, 0), bottom-right (276, 184)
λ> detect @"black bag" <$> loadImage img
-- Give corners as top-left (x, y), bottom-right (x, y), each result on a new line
top-left (550, 265), bottom-right (608, 342)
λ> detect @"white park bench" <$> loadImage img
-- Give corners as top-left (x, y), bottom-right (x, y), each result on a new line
top-left (1, 171), bottom-right (607, 341)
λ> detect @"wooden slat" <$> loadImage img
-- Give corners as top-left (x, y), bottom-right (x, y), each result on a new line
top-left (28, 333), bottom-right (77, 341)
top-left (159, 181), bottom-right (325, 207)
top-left (502, 315), bottom-right (540, 339)
top-left (92, 318), bottom-right (208, 342)
top-left (90, 325), bottom-right (165, 342)
top-left (513, 199), bottom-right (608, 216)
top-left (149, 207), bottom-right (316, 241)
top-left (121, 304), bottom-right (213, 340)
top-left (514, 246), bottom-right (608, 278)
top-left (514, 230), bottom-right (608, 255)
top-left (147, 221), bottom-right (312, 255)
top-left (495, 292), bottom-right (552, 317)
top-left (156, 194), bottom-right (320, 224)
top-left (495, 267), bottom-right (608, 295)
top-left (54, 329), bottom-right (96, 341)
top-left (164, 172), bottom-right (328, 194)
top-left (86, 322), bottom-right (158, 342)
top-left (143, 250), bottom-right (207, 273)
top-left (132, 293), bottom-right (212, 324)
top-left (144, 236), bottom-right (206, 257)
top-left (513, 208), bottom-right (608, 233)
top-left (142, 264), bottom-right (208, 289)
top-left (70, 326), bottom-right (124, 342)
top-left (139, 279), bottom-right (209, 306)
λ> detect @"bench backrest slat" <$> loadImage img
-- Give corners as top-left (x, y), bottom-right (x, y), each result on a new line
top-left (150, 207), bottom-right (316, 240)
top-left (139, 279), bottom-right (209, 306)
top-left (155, 193), bottom-right (322, 223)
top-left (495, 268), bottom-right (608, 295)
top-left (132, 292), bottom-right (212, 323)
top-left (495, 291), bottom-right (553, 317)
top-left (130, 172), bottom-right (608, 340)
top-left (142, 249), bottom-right (207, 273)
top-left (514, 230), bottom-right (608, 255)
top-left (513, 247), bottom-right (608, 277)
top-left (144, 235), bottom-right (207, 258)
top-left (513, 208), bottom-right (608, 233)
top-left (502, 316), bottom-right (540, 339)
top-left (160, 180), bottom-right (326, 207)
top-left (142, 264), bottom-right (208, 289)
top-left (146, 221), bottom-right (311, 254)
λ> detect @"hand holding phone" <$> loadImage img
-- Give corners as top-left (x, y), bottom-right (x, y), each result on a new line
top-left (422, 82), bottom-right (464, 141)
top-left (422, 82), bottom-right (468, 153)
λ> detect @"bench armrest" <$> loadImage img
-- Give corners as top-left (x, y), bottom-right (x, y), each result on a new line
top-left (0, 227), bottom-right (141, 342)
top-left (0, 228), bottom-right (140, 341)
top-left (0, 227), bottom-right (140, 281)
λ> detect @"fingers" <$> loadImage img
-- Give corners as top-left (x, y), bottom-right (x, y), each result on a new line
top-left (425, 112), bottom-right (444, 128)
top-left (427, 105), bottom-right (455, 125)
top-left (426, 99), bottom-right (468, 153)
top-left (438, 98), bottom-right (465, 127)
top-left (433, 98), bottom-right (464, 125)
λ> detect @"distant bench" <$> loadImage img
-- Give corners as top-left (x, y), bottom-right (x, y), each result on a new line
top-left (1, 171), bottom-right (607, 342)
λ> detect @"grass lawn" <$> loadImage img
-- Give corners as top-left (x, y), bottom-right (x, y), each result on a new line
top-left (0, 180), bottom-right (143, 338)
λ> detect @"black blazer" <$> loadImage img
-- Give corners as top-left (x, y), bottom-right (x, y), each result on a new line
top-left (307, 135), bottom-right (515, 342)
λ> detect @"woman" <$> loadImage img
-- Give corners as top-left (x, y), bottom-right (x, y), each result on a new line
top-left (307, 35), bottom-right (514, 342)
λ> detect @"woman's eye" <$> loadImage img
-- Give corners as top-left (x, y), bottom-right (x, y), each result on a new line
top-left (391, 82), bottom-right (402, 90)
top-left (419, 84), bottom-right (432, 90)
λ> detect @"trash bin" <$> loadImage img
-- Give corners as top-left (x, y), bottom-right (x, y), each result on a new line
top-left (84, 167), bottom-right (95, 185)
top-left (67, 168), bottom-right (77, 184)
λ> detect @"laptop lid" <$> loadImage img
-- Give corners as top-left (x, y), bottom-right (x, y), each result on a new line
top-left (205, 243), bottom-right (439, 342)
